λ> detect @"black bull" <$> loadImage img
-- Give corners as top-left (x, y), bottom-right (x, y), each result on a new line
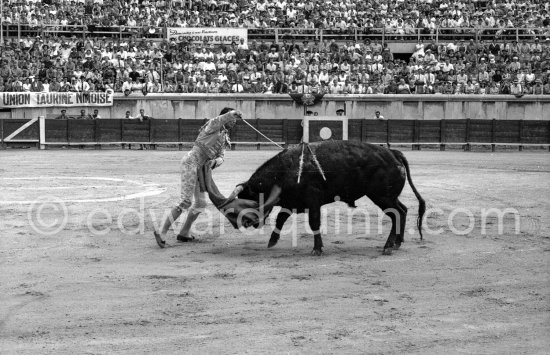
top-left (201, 141), bottom-right (426, 255)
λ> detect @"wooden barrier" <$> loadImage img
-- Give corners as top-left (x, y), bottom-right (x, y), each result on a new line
top-left (0, 118), bottom-right (548, 151)
top-left (2, 118), bottom-right (40, 143)
top-left (522, 121), bottom-right (549, 144)
top-left (152, 119), bottom-right (179, 143)
top-left (363, 120), bottom-right (389, 144)
top-left (45, 119), bottom-right (68, 143)
top-left (68, 119), bottom-right (96, 143)
top-left (97, 119), bottom-right (122, 143)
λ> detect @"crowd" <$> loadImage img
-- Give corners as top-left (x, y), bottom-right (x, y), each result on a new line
top-left (1, 0), bottom-right (550, 95)
top-left (1, 0), bottom-right (550, 36)
top-left (1, 33), bottom-right (550, 95)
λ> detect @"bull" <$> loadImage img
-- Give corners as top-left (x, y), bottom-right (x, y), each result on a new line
top-left (229, 140), bottom-right (426, 255)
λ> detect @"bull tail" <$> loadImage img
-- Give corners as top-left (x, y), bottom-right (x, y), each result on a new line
top-left (391, 150), bottom-right (426, 240)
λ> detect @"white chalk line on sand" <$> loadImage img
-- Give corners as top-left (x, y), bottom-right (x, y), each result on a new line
top-left (3, 185), bottom-right (126, 190)
top-left (0, 177), bottom-right (166, 205)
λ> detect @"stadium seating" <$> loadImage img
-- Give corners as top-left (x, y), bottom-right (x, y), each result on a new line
top-left (0, 0), bottom-right (549, 94)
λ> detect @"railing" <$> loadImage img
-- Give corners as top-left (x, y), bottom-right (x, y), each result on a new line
top-left (0, 23), bottom-right (547, 44)
top-left (1, 118), bottom-right (548, 152)
top-left (0, 24), bottom-right (166, 42)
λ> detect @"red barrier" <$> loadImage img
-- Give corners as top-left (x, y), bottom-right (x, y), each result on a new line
top-left (442, 119), bottom-right (468, 143)
top-left (1, 118), bottom-right (548, 150)
top-left (97, 119), bottom-right (122, 142)
top-left (45, 119), bottom-right (68, 143)
top-left (256, 119), bottom-right (285, 142)
top-left (522, 121), bottom-right (549, 144)
top-left (389, 120), bottom-right (415, 143)
top-left (68, 120), bottom-right (96, 142)
top-left (121, 119), bottom-right (150, 142)
top-left (230, 120), bottom-right (258, 142)
top-left (151, 119), bottom-right (179, 142)
top-left (418, 121), bottom-right (441, 143)
top-left (495, 120), bottom-right (521, 144)
top-left (363, 120), bottom-right (389, 143)
top-left (469, 119), bottom-right (493, 143)
top-left (3, 119), bottom-right (39, 142)
top-left (180, 120), bottom-right (206, 142)
top-left (284, 119), bottom-right (303, 144)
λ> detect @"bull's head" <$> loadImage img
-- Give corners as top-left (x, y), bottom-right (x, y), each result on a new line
top-left (237, 181), bottom-right (282, 229)
top-left (198, 165), bottom-right (260, 229)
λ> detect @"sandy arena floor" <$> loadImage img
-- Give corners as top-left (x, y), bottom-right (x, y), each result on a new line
top-left (0, 148), bottom-right (549, 354)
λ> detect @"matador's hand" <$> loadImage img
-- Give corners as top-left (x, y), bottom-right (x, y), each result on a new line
top-left (229, 110), bottom-right (243, 120)
top-left (210, 157), bottom-right (223, 169)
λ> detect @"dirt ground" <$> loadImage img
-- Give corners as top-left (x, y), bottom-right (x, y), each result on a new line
top-left (0, 148), bottom-right (549, 354)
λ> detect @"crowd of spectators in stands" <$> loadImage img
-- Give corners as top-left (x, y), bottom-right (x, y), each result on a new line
top-left (1, 33), bottom-right (550, 95)
top-left (1, 0), bottom-right (550, 37)
top-left (1, 0), bottom-right (550, 95)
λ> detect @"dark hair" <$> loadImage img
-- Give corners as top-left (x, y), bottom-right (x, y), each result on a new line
top-left (219, 107), bottom-right (234, 115)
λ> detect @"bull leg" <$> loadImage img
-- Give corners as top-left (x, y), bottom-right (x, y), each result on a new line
top-left (394, 200), bottom-right (408, 249)
top-left (308, 207), bottom-right (323, 256)
top-left (268, 210), bottom-right (292, 248)
top-left (372, 197), bottom-right (401, 255)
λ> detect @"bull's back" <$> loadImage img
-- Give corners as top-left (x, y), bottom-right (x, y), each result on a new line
top-left (293, 141), bottom-right (404, 204)
top-left (312, 141), bottom-right (400, 173)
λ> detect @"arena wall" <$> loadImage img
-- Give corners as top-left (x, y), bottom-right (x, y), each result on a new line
top-left (2, 117), bottom-right (548, 150)
top-left (2, 94), bottom-right (550, 121)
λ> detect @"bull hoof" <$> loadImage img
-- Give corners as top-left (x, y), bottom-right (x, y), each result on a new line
top-left (267, 235), bottom-right (280, 248)
top-left (393, 243), bottom-right (402, 250)
top-left (311, 248), bottom-right (323, 256)
top-left (382, 248), bottom-right (393, 255)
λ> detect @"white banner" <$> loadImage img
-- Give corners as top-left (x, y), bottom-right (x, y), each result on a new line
top-left (167, 27), bottom-right (248, 45)
top-left (0, 91), bottom-right (114, 108)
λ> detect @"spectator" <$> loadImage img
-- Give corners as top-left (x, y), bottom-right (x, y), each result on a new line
top-left (56, 109), bottom-right (69, 120)
top-left (375, 111), bottom-right (386, 120)
top-left (136, 109), bottom-right (151, 122)
top-left (231, 81), bottom-right (244, 93)
top-left (133, 109), bottom-right (151, 150)
top-left (77, 109), bottom-right (89, 120)
top-left (532, 80), bottom-right (544, 94)
top-left (0, 16), bottom-right (549, 97)
top-left (397, 78), bottom-right (412, 94)
top-left (510, 80), bottom-right (523, 96)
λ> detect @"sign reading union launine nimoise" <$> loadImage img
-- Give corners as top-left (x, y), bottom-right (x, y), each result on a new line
top-left (1, 91), bottom-right (114, 108)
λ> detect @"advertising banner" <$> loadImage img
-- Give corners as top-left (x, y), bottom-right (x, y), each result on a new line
top-left (167, 27), bottom-right (248, 45)
top-left (0, 91), bottom-right (114, 108)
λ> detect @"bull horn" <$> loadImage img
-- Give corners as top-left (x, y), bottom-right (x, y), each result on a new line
top-left (226, 185), bottom-right (243, 201)
top-left (258, 184), bottom-right (282, 212)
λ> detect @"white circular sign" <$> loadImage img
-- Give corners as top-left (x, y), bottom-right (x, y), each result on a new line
top-left (320, 127), bottom-right (332, 140)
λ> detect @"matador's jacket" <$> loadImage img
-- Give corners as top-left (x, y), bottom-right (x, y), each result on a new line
top-left (178, 112), bottom-right (235, 208)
